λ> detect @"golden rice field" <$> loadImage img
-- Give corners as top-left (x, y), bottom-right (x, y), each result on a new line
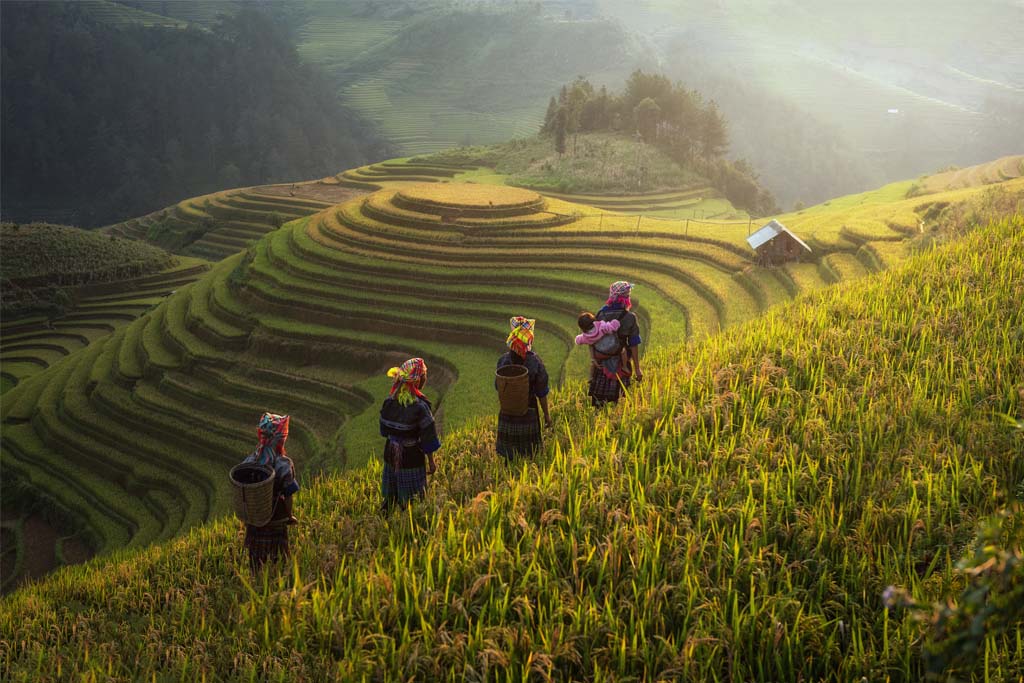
top-left (916, 155), bottom-right (1024, 195)
top-left (2, 160), bottom-right (1021, 599)
top-left (1, 210), bottom-right (1021, 681)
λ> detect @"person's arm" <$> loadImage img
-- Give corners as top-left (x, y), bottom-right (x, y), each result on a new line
top-left (535, 357), bottom-right (552, 428)
top-left (417, 404), bottom-right (441, 475)
top-left (623, 313), bottom-right (643, 380)
top-left (278, 458), bottom-right (299, 523)
top-left (539, 393), bottom-right (552, 428)
top-left (629, 345), bottom-right (642, 380)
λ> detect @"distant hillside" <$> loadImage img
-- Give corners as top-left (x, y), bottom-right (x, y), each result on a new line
top-left (599, 0), bottom-right (1024, 207)
top-left (0, 223), bottom-right (173, 319)
top-left (1, 207), bottom-right (1020, 680)
top-left (299, 3), bottom-right (653, 155)
top-left (0, 2), bottom-right (384, 228)
top-left (422, 134), bottom-right (705, 195)
top-left (0, 223), bottom-right (211, 397)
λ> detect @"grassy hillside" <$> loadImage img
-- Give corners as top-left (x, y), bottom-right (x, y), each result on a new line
top-left (2, 213), bottom-right (1021, 681)
top-left (104, 183), bottom-right (353, 261)
top-left (0, 222), bottom-right (172, 285)
top-left (341, 144), bottom-right (742, 221)
top-left (912, 154), bottom-right (1024, 196)
top-left (3, 160), bottom-right (1020, 598)
top-left (0, 223), bottom-right (204, 392)
top-left (602, 0), bottom-right (1024, 207)
top-left (307, 5), bottom-right (650, 156)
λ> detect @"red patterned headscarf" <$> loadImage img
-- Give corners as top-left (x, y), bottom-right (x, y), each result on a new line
top-left (607, 280), bottom-right (633, 308)
top-left (387, 357), bottom-right (427, 406)
top-left (252, 412), bottom-right (289, 465)
top-left (506, 316), bottom-right (535, 357)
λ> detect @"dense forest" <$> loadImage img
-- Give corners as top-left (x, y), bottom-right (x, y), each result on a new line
top-left (0, 2), bottom-right (385, 228)
top-left (542, 72), bottom-right (779, 215)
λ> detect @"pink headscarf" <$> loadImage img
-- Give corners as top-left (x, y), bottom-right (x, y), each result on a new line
top-left (607, 280), bottom-right (632, 308)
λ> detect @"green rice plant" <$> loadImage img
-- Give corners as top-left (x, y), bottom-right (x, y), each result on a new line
top-left (115, 315), bottom-right (149, 382)
top-left (5, 168), bottom-right (1018, 601)
top-left (2, 215), bottom-right (1020, 681)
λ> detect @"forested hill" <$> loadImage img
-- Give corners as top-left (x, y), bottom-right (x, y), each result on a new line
top-left (0, 2), bottom-right (386, 228)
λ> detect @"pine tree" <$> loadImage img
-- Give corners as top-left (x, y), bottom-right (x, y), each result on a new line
top-left (553, 106), bottom-right (568, 156)
top-left (541, 97), bottom-right (558, 135)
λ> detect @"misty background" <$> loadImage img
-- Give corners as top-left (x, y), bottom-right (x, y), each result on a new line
top-left (2, 0), bottom-right (1021, 226)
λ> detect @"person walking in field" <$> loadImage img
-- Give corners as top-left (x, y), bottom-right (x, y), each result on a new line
top-left (379, 357), bottom-right (440, 513)
top-left (241, 413), bottom-right (299, 572)
top-left (495, 316), bottom-right (552, 458)
top-left (588, 281), bottom-right (643, 407)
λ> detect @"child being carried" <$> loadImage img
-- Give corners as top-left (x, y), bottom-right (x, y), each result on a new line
top-left (575, 311), bottom-right (630, 379)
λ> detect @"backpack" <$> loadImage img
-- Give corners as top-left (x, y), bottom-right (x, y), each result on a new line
top-left (592, 310), bottom-right (627, 356)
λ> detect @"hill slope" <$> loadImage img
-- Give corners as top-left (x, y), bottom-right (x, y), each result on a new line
top-left (2, 213), bottom-right (1021, 681)
top-left (0, 223), bottom-right (210, 394)
top-left (2, 166), bottom-right (1021, 590)
top-left (0, 2), bottom-right (382, 227)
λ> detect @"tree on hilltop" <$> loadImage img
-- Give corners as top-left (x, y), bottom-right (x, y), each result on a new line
top-left (541, 96), bottom-right (558, 134)
top-left (553, 106), bottom-right (568, 156)
top-left (537, 69), bottom-right (776, 215)
top-left (699, 101), bottom-right (729, 160)
top-left (634, 97), bottom-right (661, 144)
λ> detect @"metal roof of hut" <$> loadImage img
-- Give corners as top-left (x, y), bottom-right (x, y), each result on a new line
top-left (746, 219), bottom-right (812, 253)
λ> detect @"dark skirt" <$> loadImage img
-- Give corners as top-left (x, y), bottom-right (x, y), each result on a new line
top-left (496, 407), bottom-right (542, 458)
top-left (381, 462), bottom-right (427, 511)
top-left (244, 522), bottom-right (289, 572)
top-left (589, 366), bottom-right (630, 406)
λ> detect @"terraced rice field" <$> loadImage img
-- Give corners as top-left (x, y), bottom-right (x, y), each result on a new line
top-left (5, 167), bottom-right (991, 583)
top-left (337, 158), bottom-right (472, 190)
top-left (0, 260), bottom-right (210, 394)
top-left (917, 154), bottom-right (1024, 194)
top-left (340, 161), bottom-right (739, 222)
top-left (534, 187), bottom-right (745, 221)
top-left (77, 0), bottom-right (190, 28)
top-left (106, 185), bottom-right (338, 261)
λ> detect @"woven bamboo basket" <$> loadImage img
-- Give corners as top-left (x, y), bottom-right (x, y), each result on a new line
top-left (230, 463), bottom-right (276, 527)
top-left (496, 364), bottom-right (530, 416)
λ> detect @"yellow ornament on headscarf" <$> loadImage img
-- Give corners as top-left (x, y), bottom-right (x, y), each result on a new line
top-left (506, 316), bottom-right (535, 357)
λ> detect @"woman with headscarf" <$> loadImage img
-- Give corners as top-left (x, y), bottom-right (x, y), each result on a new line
top-left (589, 281), bottom-right (643, 407)
top-left (379, 357), bottom-right (440, 512)
top-left (241, 412), bottom-right (299, 572)
top-left (495, 316), bottom-right (552, 458)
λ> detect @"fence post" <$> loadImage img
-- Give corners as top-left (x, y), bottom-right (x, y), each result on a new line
top-left (685, 218), bottom-right (689, 236)
top-left (635, 214), bottom-right (642, 237)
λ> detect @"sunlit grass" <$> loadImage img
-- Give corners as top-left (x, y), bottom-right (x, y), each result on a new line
top-left (2, 215), bottom-right (1021, 681)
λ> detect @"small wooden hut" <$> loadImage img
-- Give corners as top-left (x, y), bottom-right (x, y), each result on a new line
top-left (746, 219), bottom-right (812, 265)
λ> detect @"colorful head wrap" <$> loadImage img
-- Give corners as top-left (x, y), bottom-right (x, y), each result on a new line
top-left (387, 357), bottom-right (427, 406)
top-left (607, 280), bottom-right (633, 308)
top-left (506, 316), bottom-right (535, 357)
top-left (251, 412), bottom-right (289, 465)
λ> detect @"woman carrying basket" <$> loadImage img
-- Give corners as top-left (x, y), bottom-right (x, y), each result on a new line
top-left (241, 412), bottom-right (299, 572)
top-left (495, 316), bottom-right (552, 459)
top-left (379, 357), bottom-right (440, 513)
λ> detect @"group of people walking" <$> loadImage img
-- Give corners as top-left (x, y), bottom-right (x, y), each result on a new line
top-left (240, 281), bottom-right (642, 571)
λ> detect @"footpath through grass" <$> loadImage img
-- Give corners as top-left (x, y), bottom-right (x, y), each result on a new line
top-left (2, 216), bottom-right (1021, 681)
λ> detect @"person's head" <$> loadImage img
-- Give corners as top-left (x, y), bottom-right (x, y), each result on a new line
top-left (607, 280), bottom-right (633, 309)
top-left (387, 357), bottom-right (428, 405)
top-left (506, 316), bottom-right (535, 358)
top-left (254, 412), bottom-right (290, 462)
top-left (577, 311), bottom-right (596, 332)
